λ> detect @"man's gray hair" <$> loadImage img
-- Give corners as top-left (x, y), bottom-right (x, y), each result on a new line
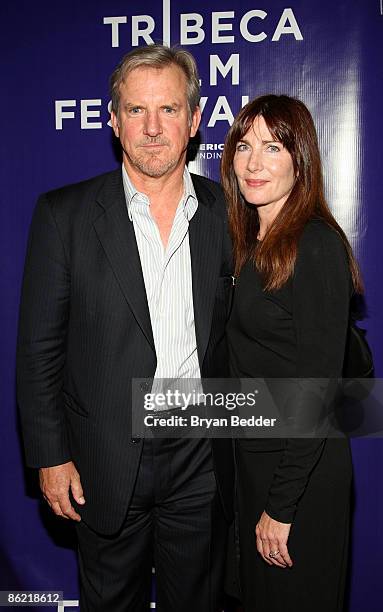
top-left (110, 44), bottom-right (201, 123)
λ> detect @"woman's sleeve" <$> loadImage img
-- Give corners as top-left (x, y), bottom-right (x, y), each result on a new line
top-left (264, 223), bottom-right (351, 523)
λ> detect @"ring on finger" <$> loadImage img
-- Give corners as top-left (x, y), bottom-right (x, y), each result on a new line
top-left (269, 550), bottom-right (280, 558)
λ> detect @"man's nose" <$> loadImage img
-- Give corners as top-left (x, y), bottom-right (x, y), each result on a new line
top-left (143, 111), bottom-right (163, 137)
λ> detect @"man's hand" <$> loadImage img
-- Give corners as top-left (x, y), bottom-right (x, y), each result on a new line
top-left (255, 511), bottom-right (293, 568)
top-left (39, 461), bottom-right (85, 521)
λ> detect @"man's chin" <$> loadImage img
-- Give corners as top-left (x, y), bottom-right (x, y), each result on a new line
top-left (134, 158), bottom-right (178, 178)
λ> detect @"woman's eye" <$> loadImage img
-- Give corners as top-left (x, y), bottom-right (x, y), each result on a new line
top-left (236, 143), bottom-right (249, 152)
top-left (267, 145), bottom-right (280, 152)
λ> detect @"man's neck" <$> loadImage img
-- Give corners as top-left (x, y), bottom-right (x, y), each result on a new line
top-left (123, 159), bottom-right (190, 248)
top-left (123, 159), bottom-right (186, 212)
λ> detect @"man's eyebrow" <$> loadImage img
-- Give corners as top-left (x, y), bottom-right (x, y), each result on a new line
top-left (161, 102), bottom-right (181, 107)
top-left (122, 101), bottom-right (182, 109)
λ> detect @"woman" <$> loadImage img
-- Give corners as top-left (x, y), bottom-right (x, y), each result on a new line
top-left (221, 95), bottom-right (362, 611)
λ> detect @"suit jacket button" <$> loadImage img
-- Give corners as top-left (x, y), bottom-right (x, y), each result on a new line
top-left (131, 437), bottom-right (141, 444)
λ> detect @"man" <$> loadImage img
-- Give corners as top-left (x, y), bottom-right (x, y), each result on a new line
top-left (17, 44), bottom-right (233, 611)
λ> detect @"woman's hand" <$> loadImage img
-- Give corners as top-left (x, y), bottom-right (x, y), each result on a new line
top-left (255, 511), bottom-right (293, 568)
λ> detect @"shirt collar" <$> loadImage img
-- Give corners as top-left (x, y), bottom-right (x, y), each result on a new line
top-left (122, 164), bottom-right (198, 222)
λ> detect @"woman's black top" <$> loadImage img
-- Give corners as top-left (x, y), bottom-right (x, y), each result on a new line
top-left (226, 219), bottom-right (352, 522)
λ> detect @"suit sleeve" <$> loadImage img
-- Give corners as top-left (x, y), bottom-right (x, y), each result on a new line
top-left (264, 225), bottom-right (351, 523)
top-left (17, 194), bottom-right (71, 468)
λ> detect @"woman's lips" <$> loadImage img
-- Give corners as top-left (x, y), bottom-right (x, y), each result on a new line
top-left (245, 179), bottom-right (268, 187)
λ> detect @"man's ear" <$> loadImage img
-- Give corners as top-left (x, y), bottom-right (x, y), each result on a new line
top-left (190, 105), bottom-right (201, 138)
top-left (110, 111), bottom-right (120, 138)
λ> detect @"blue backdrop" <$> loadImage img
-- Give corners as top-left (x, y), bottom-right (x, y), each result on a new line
top-left (1, 1), bottom-right (382, 609)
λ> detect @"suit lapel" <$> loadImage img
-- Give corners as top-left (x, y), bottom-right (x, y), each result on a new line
top-left (92, 170), bottom-right (224, 362)
top-left (189, 176), bottom-right (223, 366)
top-left (93, 170), bottom-right (155, 350)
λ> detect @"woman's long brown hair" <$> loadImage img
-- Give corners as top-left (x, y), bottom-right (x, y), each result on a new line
top-left (221, 95), bottom-right (362, 292)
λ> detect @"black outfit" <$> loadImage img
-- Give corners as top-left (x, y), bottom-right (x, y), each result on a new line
top-left (227, 219), bottom-right (353, 611)
top-left (76, 438), bottom-right (227, 612)
top-left (17, 169), bottom-right (234, 611)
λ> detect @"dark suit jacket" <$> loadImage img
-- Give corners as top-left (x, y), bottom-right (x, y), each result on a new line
top-left (17, 168), bottom-right (234, 534)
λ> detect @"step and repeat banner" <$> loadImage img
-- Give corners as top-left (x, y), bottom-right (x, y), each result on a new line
top-left (1, 1), bottom-right (383, 610)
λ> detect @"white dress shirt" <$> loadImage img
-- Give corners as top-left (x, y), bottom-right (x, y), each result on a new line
top-left (122, 165), bottom-right (201, 406)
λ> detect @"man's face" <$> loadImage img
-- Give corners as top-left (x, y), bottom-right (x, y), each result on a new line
top-left (111, 64), bottom-right (201, 180)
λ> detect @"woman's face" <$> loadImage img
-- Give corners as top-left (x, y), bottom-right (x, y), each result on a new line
top-left (233, 115), bottom-right (295, 213)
